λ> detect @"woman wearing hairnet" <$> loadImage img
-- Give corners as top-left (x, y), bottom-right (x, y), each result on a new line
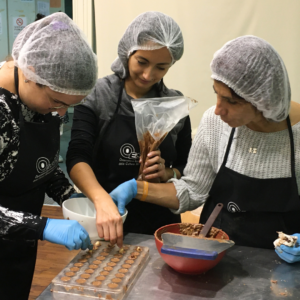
top-left (67, 12), bottom-right (191, 246)
top-left (0, 13), bottom-right (97, 298)
top-left (110, 36), bottom-right (300, 260)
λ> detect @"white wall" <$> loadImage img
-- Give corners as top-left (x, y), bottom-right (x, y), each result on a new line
top-left (0, 0), bottom-right (9, 61)
top-left (1, 0), bottom-right (65, 60)
top-left (36, 0), bottom-right (50, 16)
top-left (7, 0), bottom-right (36, 54)
top-left (89, 0), bottom-right (300, 132)
top-left (72, 0), bottom-right (94, 50)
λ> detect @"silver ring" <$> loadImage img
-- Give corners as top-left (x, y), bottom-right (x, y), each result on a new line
top-left (160, 163), bottom-right (163, 168)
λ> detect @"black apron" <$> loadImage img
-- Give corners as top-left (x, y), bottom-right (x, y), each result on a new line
top-left (200, 116), bottom-right (300, 249)
top-left (93, 80), bottom-right (180, 235)
top-left (0, 67), bottom-right (60, 299)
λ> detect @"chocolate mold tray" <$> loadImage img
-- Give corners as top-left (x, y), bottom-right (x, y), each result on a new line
top-left (51, 241), bottom-right (149, 300)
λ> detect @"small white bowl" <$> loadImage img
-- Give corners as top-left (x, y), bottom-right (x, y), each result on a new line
top-left (62, 197), bottom-right (128, 240)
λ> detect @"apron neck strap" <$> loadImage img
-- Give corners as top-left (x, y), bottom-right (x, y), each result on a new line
top-left (222, 116), bottom-right (296, 178)
top-left (222, 127), bottom-right (235, 168)
top-left (14, 66), bottom-right (19, 97)
top-left (287, 115), bottom-right (296, 178)
top-left (114, 79), bottom-right (125, 116)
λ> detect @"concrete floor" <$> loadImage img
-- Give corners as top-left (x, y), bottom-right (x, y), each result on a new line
top-left (43, 113), bottom-right (73, 206)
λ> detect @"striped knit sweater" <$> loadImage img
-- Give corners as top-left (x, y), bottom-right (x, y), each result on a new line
top-left (170, 106), bottom-right (300, 214)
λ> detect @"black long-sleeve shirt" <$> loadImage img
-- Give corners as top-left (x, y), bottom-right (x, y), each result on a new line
top-left (0, 87), bottom-right (74, 240)
top-left (67, 74), bottom-right (192, 181)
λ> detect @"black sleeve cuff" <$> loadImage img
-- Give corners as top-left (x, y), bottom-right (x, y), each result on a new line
top-left (38, 217), bottom-right (48, 240)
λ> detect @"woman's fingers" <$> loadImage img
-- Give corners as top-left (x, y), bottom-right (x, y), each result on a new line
top-left (147, 150), bottom-right (161, 158)
top-left (143, 163), bottom-right (165, 175)
top-left (102, 223), bottom-right (110, 242)
top-left (145, 171), bottom-right (165, 180)
top-left (73, 234), bottom-right (82, 250)
top-left (145, 156), bottom-right (165, 167)
top-left (95, 198), bottom-right (124, 245)
top-left (80, 231), bottom-right (90, 250)
top-left (116, 218), bottom-right (124, 248)
top-left (96, 217), bottom-right (105, 239)
top-left (108, 214), bottom-right (122, 246)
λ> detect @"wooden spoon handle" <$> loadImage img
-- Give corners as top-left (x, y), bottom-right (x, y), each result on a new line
top-left (199, 203), bottom-right (223, 238)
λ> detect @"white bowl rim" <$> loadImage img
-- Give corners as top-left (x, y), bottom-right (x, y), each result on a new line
top-left (62, 198), bottom-right (128, 219)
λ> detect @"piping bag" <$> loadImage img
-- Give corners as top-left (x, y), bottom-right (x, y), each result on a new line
top-left (131, 96), bottom-right (198, 181)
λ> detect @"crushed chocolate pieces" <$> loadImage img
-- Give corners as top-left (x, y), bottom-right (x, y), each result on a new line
top-left (138, 131), bottom-right (168, 181)
top-left (274, 232), bottom-right (298, 248)
top-left (271, 280), bottom-right (278, 284)
top-left (179, 223), bottom-right (221, 238)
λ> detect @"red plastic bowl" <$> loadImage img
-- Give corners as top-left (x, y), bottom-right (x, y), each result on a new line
top-left (154, 223), bottom-right (230, 275)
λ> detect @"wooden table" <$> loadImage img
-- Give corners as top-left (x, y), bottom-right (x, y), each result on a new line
top-left (29, 205), bottom-right (80, 300)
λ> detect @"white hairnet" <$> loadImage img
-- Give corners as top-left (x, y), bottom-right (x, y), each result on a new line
top-left (111, 11), bottom-right (184, 79)
top-left (12, 12), bottom-right (98, 95)
top-left (211, 35), bottom-right (291, 122)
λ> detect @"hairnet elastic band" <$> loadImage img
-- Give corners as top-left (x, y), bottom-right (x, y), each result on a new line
top-left (49, 86), bottom-right (94, 96)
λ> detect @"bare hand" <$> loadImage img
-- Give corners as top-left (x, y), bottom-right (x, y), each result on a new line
top-left (140, 150), bottom-right (169, 182)
top-left (94, 197), bottom-right (123, 248)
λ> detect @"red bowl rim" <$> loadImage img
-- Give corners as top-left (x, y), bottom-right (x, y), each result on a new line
top-left (154, 223), bottom-right (230, 243)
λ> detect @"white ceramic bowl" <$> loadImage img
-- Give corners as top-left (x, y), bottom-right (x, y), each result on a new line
top-left (62, 197), bottom-right (128, 240)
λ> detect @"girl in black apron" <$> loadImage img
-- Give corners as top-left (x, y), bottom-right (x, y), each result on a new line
top-left (0, 12), bottom-right (97, 299)
top-left (0, 67), bottom-right (61, 299)
top-left (93, 80), bottom-right (182, 234)
top-left (67, 12), bottom-right (190, 241)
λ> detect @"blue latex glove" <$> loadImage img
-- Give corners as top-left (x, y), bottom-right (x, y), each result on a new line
top-left (109, 179), bottom-right (137, 215)
top-left (70, 193), bottom-right (85, 198)
top-left (43, 218), bottom-right (92, 251)
top-left (275, 234), bottom-right (300, 263)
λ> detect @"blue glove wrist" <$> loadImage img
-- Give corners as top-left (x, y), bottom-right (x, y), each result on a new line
top-left (110, 179), bottom-right (137, 215)
top-left (43, 218), bottom-right (50, 240)
top-left (131, 179), bottom-right (138, 198)
top-left (43, 218), bottom-right (92, 251)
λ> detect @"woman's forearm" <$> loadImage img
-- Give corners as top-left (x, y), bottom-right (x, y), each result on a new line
top-left (69, 162), bottom-right (111, 208)
top-left (135, 181), bottom-right (180, 210)
top-left (70, 164), bottom-right (124, 248)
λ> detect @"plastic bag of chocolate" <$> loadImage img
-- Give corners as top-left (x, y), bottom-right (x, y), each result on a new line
top-left (131, 96), bottom-right (197, 181)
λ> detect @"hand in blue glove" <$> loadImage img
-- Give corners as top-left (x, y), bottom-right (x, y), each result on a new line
top-left (109, 179), bottom-right (137, 215)
top-left (275, 234), bottom-right (300, 263)
top-left (43, 219), bottom-right (92, 251)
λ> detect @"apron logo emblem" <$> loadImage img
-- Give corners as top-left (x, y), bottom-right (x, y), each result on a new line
top-left (36, 157), bottom-right (50, 173)
top-left (120, 144), bottom-right (140, 160)
top-left (34, 152), bottom-right (59, 182)
top-left (227, 202), bottom-right (241, 213)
